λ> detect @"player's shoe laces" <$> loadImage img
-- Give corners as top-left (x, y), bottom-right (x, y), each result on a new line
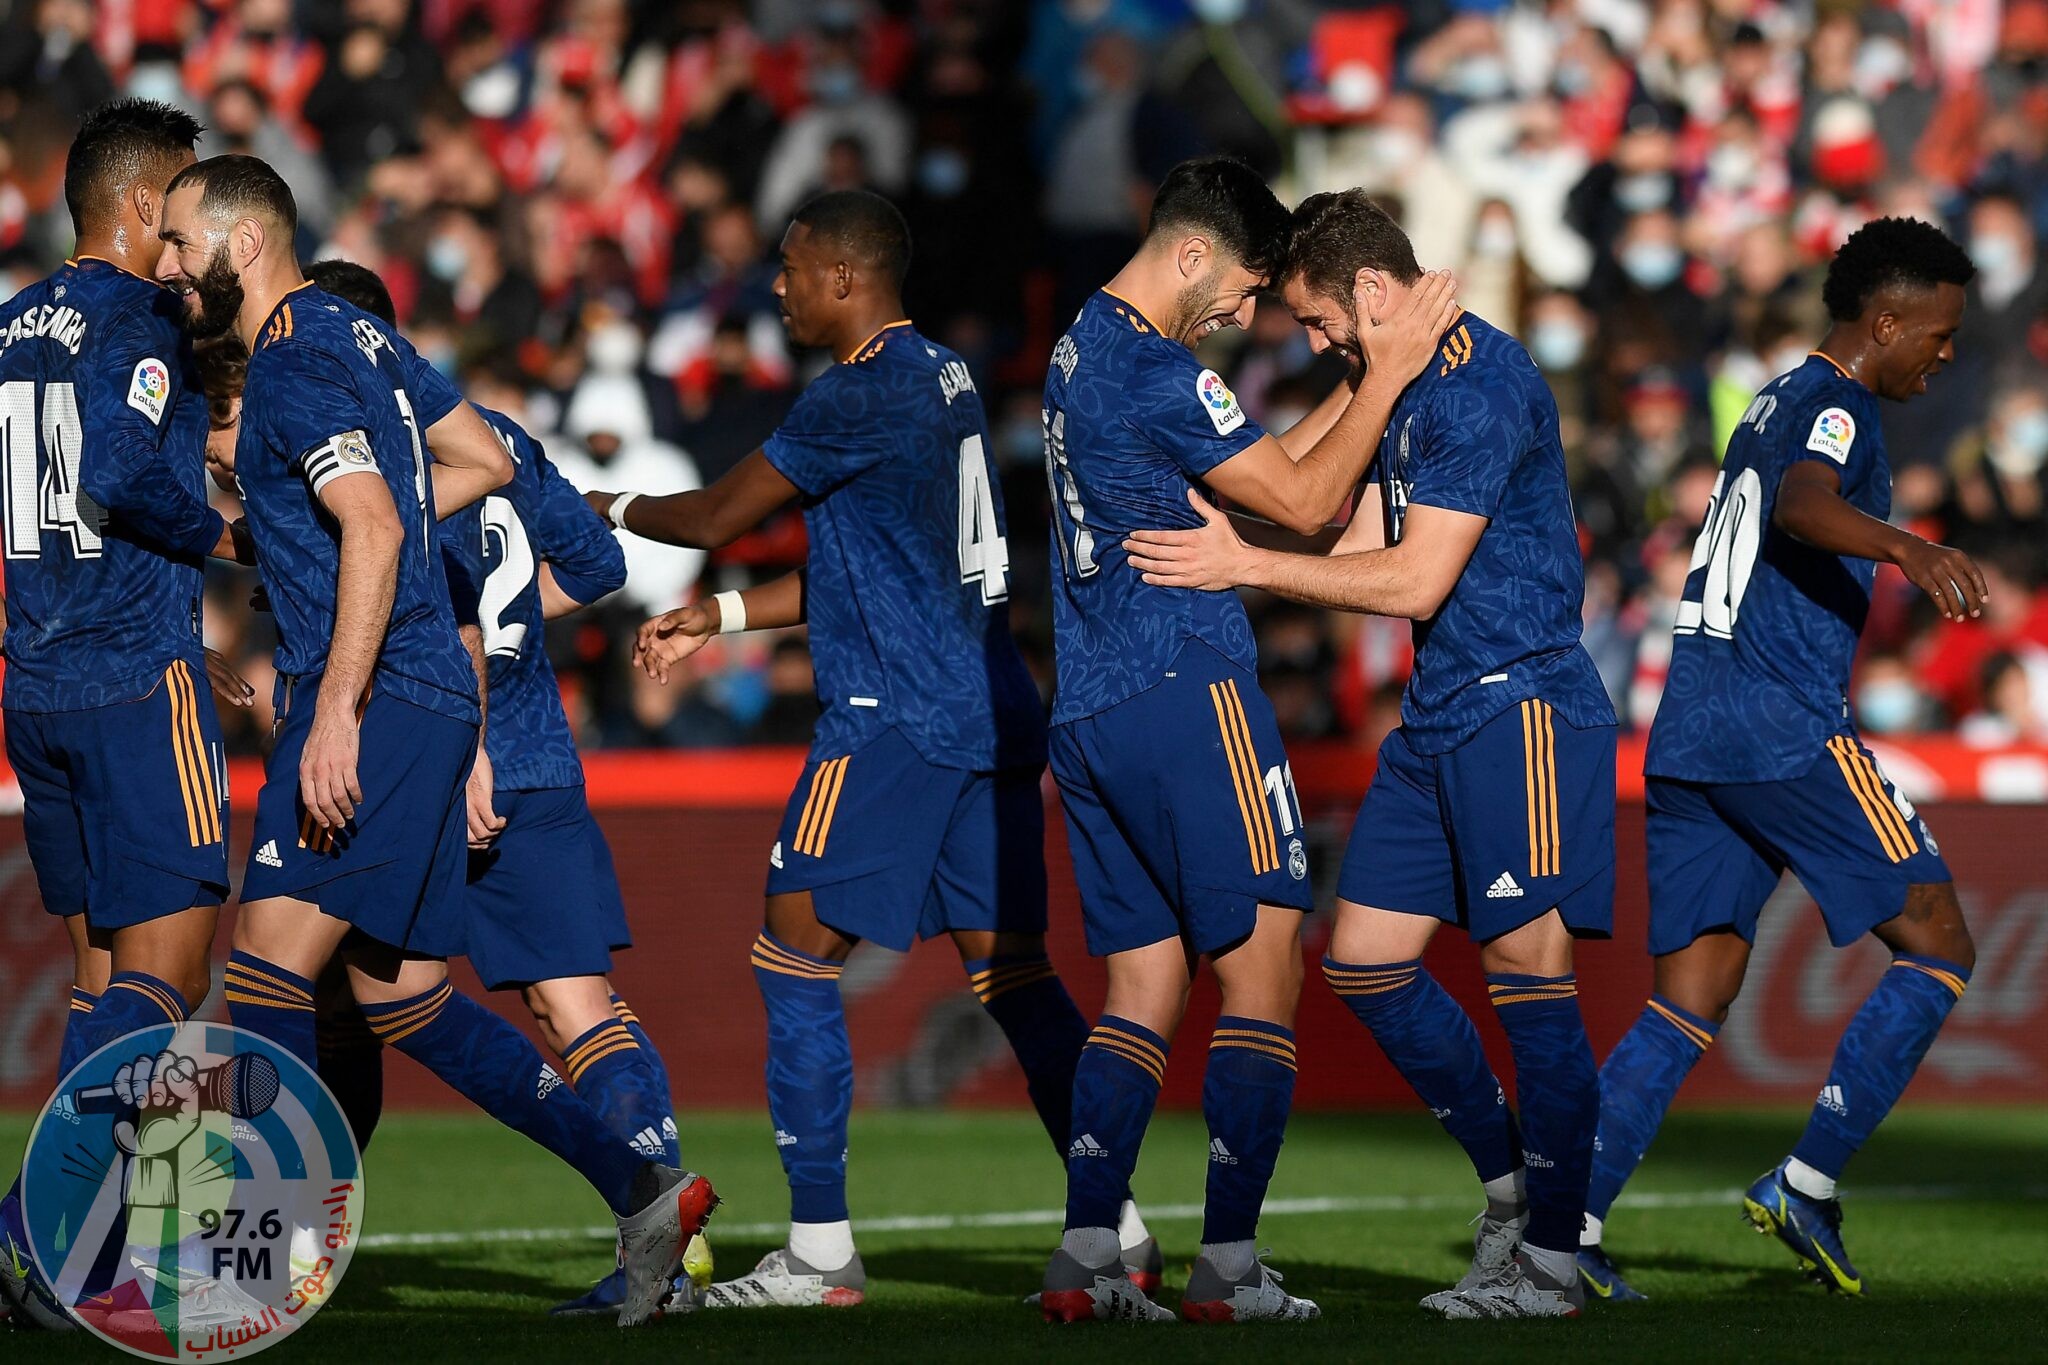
top-left (1038, 1246), bottom-right (1174, 1323)
top-left (615, 1166), bottom-right (719, 1327)
top-left (0, 1189), bottom-right (73, 1332)
top-left (1431, 1251), bottom-right (1584, 1319)
top-left (1575, 1244), bottom-right (1647, 1303)
top-left (1417, 1209), bottom-right (1525, 1312)
top-left (1742, 1161), bottom-right (1863, 1294)
top-left (1180, 1250), bottom-right (1319, 1323)
top-left (553, 1233), bottom-right (714, 1317)
top-left (1123, 1236), bottom-right (1164, 1295)
top-left (701, 1247), bottom-right (865, 1308)
top-left (94, 1261), bottom-right (271, 1348)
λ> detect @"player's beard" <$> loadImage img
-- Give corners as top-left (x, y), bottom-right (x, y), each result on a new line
top-left (184, 249), bottom-right (245, 340)
top-left (1171, 279), bottom-right (1226, 347)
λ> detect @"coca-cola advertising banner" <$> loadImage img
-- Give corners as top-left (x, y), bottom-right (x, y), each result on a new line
top-left (1, 744), bottom-right (2042, 1111)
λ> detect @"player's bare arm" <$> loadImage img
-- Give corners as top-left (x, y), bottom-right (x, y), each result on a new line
top-left (588, 450), bottom-right (799, 550)
top-left (457, 621), bottom-right (506, 848)
top-left (425, 401), bottom-right (514, 518)
top-left (636, 570), bottom-right (806, 684)
top-left (304, 470), bottom-right (403, 830)
top-left (1202, 271), bottom-right (1458, 534)
top-left (1126, 491), bottom-right (1484, 619)
top-left (1775, 461), bottom-right (1986, 621)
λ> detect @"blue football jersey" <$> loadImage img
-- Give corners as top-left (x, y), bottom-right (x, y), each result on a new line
top-left (235, 283), bottom-right (478, 723)
top-left (0, 257), bottom-right (223, 712)
top-left (440, 403), bottom-right (624, 791)
top-left (1646, 355), bottom-right (1887, 783)
top-left (1372, 312), bottom-right (1613, 754)
top-left (1043, 290), bottom-right (1263, 724)
top-left (761, 320), bottom-right (1045, 770)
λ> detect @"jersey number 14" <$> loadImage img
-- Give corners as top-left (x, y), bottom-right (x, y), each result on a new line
top-left (0, 380), bottom-right (103, 559)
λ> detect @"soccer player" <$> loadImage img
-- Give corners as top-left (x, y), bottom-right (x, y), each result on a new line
top-left (1576, 218), bottom-right (1981, 1301)
top-left (1039, 164), bottom-right (1456, 1324)
top-left (591, 189), bottom-right (1156, 1309)
top-left (0, 99), bottom-right (241, 1330)
top-left (152, 154), bottom-right (711, 1326)
top-left (1124, 189), bottom-right (1617, 1319)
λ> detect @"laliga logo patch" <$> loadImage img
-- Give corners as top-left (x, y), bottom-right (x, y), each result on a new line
top-left (1195, 368), bottom-right (1245, 436)
top-left (128, 357), bottom-right (170, 425)
top-left (1806, 406), bottom-right (1855, 464)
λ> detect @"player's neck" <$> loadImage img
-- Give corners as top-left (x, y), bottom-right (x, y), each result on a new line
top-left (71, 222), bottom-right (150, 278)
top-left (1813, 326), bottom-right (1876, 392)
top-left (234, 258), bottom-right (308, 349)
top-left (829, 298), bottom-right (909, 362)
top-left (1100, 262), bottom-right (1175, 338)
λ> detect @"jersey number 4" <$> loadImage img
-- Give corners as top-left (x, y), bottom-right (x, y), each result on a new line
top-left (0, 380), bottom-right (103, 559)
top-left (958, 432), bottom-right (1009, 604)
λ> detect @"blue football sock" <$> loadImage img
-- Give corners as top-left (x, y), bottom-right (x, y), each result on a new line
top-left (1791, 953), bottom-right (1970, 1180)
top-left (1325, 958), bottom-right (1521, 1184)
top-left (361, 980), bottom-right (645, 1215)
top-left (224, 953), bottom-right (318, 1073)
top-left (751, 931), bottom-right (853, 1224)
top-left (562, 1019), bottom-right (678, 1165)
top-left (610, 992), bottom-right (677, 1127)
top-left (965, 953), bottom-right (1089, 1155)
top-left (1587, 995), bottom-right (1719, 1224)
top-left (314, 995), bottom-right (385, 1155)
top-left (1201, 1017), bottom-right (1296, 1245)
top-left (1487, 973), bottom-right (1598, 1255)
top-left (82, 972), bottom-right (190, 1058)
top-left (59, 987), bottom-right (101, 1079)
top-left (1065, 1016), bottom-right (1168, 1233)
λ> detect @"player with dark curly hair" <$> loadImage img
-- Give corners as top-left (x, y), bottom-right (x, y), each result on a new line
top-left (1578, 216), bottom-right (1982, 1302)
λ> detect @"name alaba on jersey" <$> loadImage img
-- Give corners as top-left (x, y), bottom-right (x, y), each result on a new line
top-left (1646, 354), bottom-right (1889, 785)
top-left (235, 283), bottom-right (478, 723)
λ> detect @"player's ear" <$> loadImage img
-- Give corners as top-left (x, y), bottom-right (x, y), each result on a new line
top-left (833, 259), bottom-right (853, 300)
top-left (1353, 267), bottom-right (1385, 321)
top-left (1176, 234), bottom-right (1210, 281)
top-left (231, 216), bottom-right (264, 270)
top-left (132, 182), bottom-right (160, 232)
top-left (1871, 308), bottom-right (1899, 347)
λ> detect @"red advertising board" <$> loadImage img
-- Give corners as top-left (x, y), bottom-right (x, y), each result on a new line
top-left (1, 744), bottom-right (2043, 1112)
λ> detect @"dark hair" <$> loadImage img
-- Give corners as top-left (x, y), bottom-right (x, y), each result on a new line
top-left (64, 98), bottom-right (204, 234)
top-left (165, 154), bottom-right (299, 238)
top-left (192, 334), bottom-right (249, 422)
top-left (1822, 216), bottom-right (1975, 322)
top-left (306, 258), bottom-right (397, 323)
top-left (1284, 189), bottom-right (1421, 304)
top-left (1144, 157), bottom-right (1289, 280)
top-left (790, 189), bottom-right (911, 287)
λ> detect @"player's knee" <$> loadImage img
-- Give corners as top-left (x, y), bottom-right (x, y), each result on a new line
top-left (1477, 910), bottom-right (1574, 978)
top-left (1882, 882), bottom-right (1975, 973)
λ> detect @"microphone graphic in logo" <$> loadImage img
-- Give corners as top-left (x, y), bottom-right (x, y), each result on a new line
top-left (52, 1051), bottom-right (280, 1123)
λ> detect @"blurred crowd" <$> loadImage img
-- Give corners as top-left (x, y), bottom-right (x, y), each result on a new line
top-left (2, 0), bottom-right (2046, 754)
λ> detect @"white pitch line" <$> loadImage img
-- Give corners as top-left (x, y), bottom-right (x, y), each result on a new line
top-left (357, 1181), bottom-right (2048, 1251)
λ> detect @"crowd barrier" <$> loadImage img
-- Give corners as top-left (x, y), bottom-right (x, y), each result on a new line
top-left (2, 740), bottom-right (2043, 1111)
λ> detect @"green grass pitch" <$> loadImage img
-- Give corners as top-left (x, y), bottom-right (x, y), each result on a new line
top-left (7, 1107), bottom-right (2045, 1361)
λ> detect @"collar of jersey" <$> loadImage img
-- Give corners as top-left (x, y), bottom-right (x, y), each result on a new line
top-left (1809, 350), bottom-right (1852, 380)
top-left (1098, 288), bottom-right (1164, 336)
top-left (844, 319), bottom-right (912, 363)
top-left (67, 253), bottom-right (157, 285)
top-left (254, 278), bottom-right (318, 348)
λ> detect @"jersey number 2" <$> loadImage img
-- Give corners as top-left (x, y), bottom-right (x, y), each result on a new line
top-left (0, 380), bottom-right (101, 559)
top-left (478, 494), bottom-right (536, 659)
top-left (957, 433), bottom-right (1009, 604)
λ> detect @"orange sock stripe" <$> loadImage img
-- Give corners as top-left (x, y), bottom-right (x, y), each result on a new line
top-left (70, 997), bottom-right (96, 1012)
top-left (1086, 1037), bottom-right (1167, 1084)
top-left (1489, 988), bottom-right (1579, 1007)
top-left (1320, 964), bottom-right (1418, 983)
top-left (222, 973), bottom-right (317, 1009)
top-left (1211, 1027), bottom-right (1296, 1054)
top-left (224, 962), bottom-right (314, 1004)
top-left (972, 964), bottom-right (1057, 1002)
top-left (1210, 1038), bottom-right (1299, 1070)
top-left (566, 1037), bottom-right (640, 1084)
top-left (561, 1023), bottom-right (634, 1069)
top-left (1090, 1025), bottom-right (1168, 1066)
top-left (109, 978), bottom-right (184, 1022)
top-left (224, 989), bottom-right (316, 1011)
top-left (1646, 999), bottom-right (1715, 1050)
top-left (611, 1001), bottom-right (642, 1025)
top-left (751, 934), bottom-right (844, 978)
top-left (1221, 681), bottom-right (1280, 872)
top-left (364, 983), bottom-right (453, 1040)
top-left (1894, 960), bottom-right (1967, 999)
top-left (966, 957), bottom-right (1053, 985)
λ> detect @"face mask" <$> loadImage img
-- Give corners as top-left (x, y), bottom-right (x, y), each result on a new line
top-left (1372, 128), bottom-right (1423, 169)
top-left (1707, 144), bottom-right (1757, 188)
top-left (1554, 60), bottom-right (1591, 96)
top-left (1855, 39), bottom-right (1911, 96)
top-left (1190, 0), bottom-right (1246, 22)
top-left (809, 63), bottom-right (861, 106)
top-left (1856, 679), bottom-right (1921, 734)
top-left (1989, 410), bottom-right (2048, 477)
top-left (425, 235), bottom-right (469, 282)
top-left (1449, 55), bottom-right (1509, 102)
top-left (1622, 242), bottom-right (1683, 290)
top-left (586, 320), bottom-right (644, 374)
top-left (1472, 220), bottom-right (1518, 260)
top-left (1615, 172), bottom-right (1672, 213)
top-left (1971, 233), bottom-right (2020, 279)
top-left (1529, 320), bottom-right (1586, 371)
top-left (917, 148), bottom-right (969, 199)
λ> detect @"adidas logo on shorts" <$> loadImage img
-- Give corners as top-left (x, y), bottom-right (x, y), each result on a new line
top-left (1068, 1132), bottom-right (1109, 1159)
top-left (770, 841), bottom-right (784, 870)
top-left (1486, 871), bottom-right (1524, 899)
top-left (254, 839), bottom-right (284, 868)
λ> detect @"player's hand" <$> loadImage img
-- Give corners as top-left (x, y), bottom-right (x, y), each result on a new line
top-left (466, 748), bottom-right (507, 849)
top-left (1359, 268), bottom-right (1459, 387)
top-left (634, 604), bottom-right (717, 684)
top-left (229, 517), bottom-right (259, 567)
top-left (301, 704), bottom-right (363, 830)
top-left (205, 648), bottom-right (256, 708)
top-left (585, 490), bottom-right (617, 524)
top-left (111, 1051), bottom-right (203, 1157)
top-left (1122, 490), bottom-right (1257, 591)
top-left (1895, 538), bottom-right (1988, 621)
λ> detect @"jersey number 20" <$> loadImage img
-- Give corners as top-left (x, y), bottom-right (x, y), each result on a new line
top-left (0, 380), bottom-right (103, 559)
top-left (1674, 466), bottom-right (1763, 640)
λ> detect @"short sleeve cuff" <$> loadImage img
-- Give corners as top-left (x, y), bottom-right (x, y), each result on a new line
top-left (546, 562), bottom-right (615, 606)
top-left (182, 508), bottom-right (228, 559)
top-left (1407, 491), bottom-right (1499, 520)
top-left (761, 437), bottom-right (825, 498)
top-left (1182, 424), bottom-right (1264, 478)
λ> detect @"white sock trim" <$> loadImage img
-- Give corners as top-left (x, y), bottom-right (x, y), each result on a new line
top-left (1522, 1244), bottom-right (1577, 1289)
top-left (1482, 1167), bottom-right (1528, 1218)
top-left (1060, 1226), bottom-right (1120, 1269)
top-left (1785, 1157), bottom-right (1838, 1201)
top-left (788, 1219), bottom-right (855, 1273)
top-left (1580, 1212), bottom-right (1604, 1248)
top-left (1200, 1239), bottom-right (1257, 1280)
top-left (1116, 1199), bottom-right (1150, 1252)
